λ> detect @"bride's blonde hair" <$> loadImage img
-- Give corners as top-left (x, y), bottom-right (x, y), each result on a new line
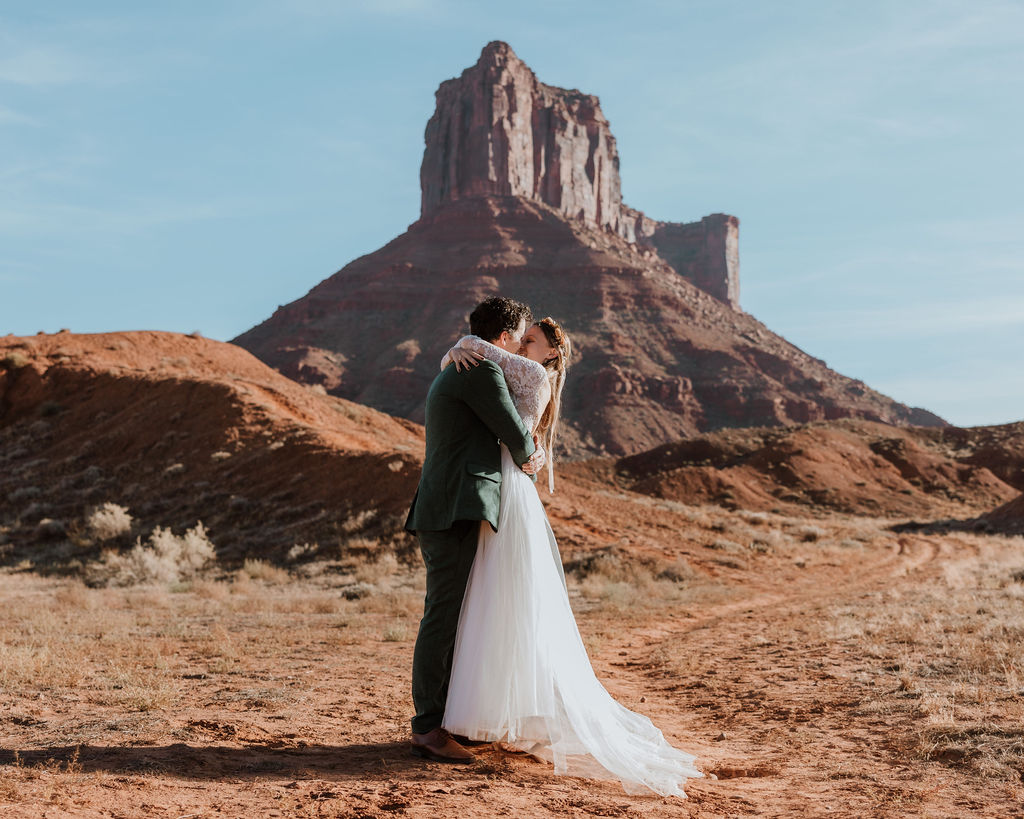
top-left (535, 317), bottom-right (572, 493)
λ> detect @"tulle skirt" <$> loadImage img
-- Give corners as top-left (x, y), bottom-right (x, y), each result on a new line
top-left (442, 446), bottom-right (703, 797)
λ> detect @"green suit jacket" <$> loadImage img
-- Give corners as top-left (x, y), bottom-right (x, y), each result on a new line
top-left (405, 359), bottom-right (535, 533)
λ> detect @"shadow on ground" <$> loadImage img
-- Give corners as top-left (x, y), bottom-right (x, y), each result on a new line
top-left (0, 741), bottom-right (439, 780)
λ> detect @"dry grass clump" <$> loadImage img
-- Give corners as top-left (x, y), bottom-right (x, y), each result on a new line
top-left (287, 542), bottom-right (318, 562)
top-left (54, 580), bottom-right (98, 610)
top-left (382, 622), bottom-right (410, 642)
top-left (357, 586), bottom-right (423, 617)
top-left (86, 502), bottom-right (133, 541)
top-left (751, 529), bottom-right (793, 553)
top-left (354, 552), bottom-right (400, 585)
top-left (0, 631), bottom-right (92, 693)
top-left (565, 547), bottom-right (698, 614)
top-left (87, 522), bottom-right (215, 586)
top-left (795, 524), bottom-right (827, 542)
top-left (104, 663), bottom-right (181, 711)
top-left (342, 509), bottom-right (377, 534)
top-left (241, 558), bottom-right (290, 584)
top-left (268, 591), bottom-right (348, 615)
top-left (0, 747), bottom-right (88, 809)
top-left (819, 537), bottom-right (1024, 781)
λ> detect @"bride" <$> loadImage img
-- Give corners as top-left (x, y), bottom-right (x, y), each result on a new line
top-left (439, 317), bottom-right (703, 798)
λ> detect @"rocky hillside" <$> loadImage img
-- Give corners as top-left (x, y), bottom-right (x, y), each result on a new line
top-left (2, 332), bottom-right (1013, 578)
top-left (0, 332), bottom-right (423, 568)
top-left (234, 41), bottom-right (943, 458)
top-left (983, 493), bottom-right (1024, 534)
top-left (609, 419), bottom-right (1023, 518)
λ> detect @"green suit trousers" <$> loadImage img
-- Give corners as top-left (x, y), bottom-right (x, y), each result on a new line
top-left (410, 519), bottom-right (480, 734)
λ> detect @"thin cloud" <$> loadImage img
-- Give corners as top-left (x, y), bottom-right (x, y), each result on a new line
top-left (0, 196), bottom-right (269, 238)
top-left (0, 44), bottom-right (89, 86)
top-left (644, 0), bottom-right (1024, 162)
top-left (0, 105), bottom-right (37, 125)
top-left (778, 295), bottom-right (1024, 338)
top-left (242, 0), bottom-right (448, 26)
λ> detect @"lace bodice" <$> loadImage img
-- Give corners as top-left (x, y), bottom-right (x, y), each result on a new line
top-left (442, 335), bottom-right (550, 433)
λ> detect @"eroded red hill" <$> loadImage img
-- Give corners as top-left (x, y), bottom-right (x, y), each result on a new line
top-left (0, 332), bottom-right (423, 566)
top-left (611, 419), bottom-right (1021, 518)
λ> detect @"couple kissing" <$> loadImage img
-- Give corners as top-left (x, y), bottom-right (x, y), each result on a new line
top-left (404, 296), bottom-right (702, 797)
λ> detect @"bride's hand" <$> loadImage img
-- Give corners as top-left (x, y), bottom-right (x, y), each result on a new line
top-left (450, 347), bottom-right (485, 372)
top-left (521, 444), bottom-right (546, 475)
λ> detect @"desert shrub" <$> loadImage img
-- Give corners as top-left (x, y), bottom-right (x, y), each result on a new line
top-left (241, 559), bottom-right (289, 583)
top-left (286, 542), bottom-right (318, 562)
top-left (657, 558), bottom-right (697, 582)
top-left (87, 522), bottom-right (215, 587)
top-left (382, 623), bottom-right (409, 642)
top-left (355, 552), bottom-right (400, 585)
top-left (86, 503), bottom-right (133, 541)
top-left (342, 582), bottom-right (375, 601)
top-left (797, 525), bottom-right (826, 542)
top-left (565, 546), bottom-right (696, 613)
top-left (341, 509), bottom-right (378, 534)
top-left (34, 518), bottom-right (66, 539)
top-left (566, 547), bottom-right (649, 584)
top-left (750, 530), bottom-right (790, 553)
top-left (286, 544), bottom-right (317, 565)
top-left (339, 535), bottom-right (386, 561)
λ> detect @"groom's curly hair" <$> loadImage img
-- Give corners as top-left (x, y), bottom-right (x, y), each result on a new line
top-left (469, 296), bottom-right (532, 342)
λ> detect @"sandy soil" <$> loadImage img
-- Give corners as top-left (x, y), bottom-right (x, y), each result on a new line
top-left (2, 511), bottom-right (1022, 818)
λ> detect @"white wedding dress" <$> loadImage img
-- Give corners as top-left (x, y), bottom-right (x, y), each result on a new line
top-left (440, 337), bottom-right (703, 798)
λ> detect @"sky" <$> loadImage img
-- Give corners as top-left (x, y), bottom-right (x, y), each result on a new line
top-left (1, 0), bottom-right (1021, 427)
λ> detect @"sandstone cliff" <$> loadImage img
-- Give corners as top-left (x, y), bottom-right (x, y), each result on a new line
top-left (420, 41), bottom-right (739, 309)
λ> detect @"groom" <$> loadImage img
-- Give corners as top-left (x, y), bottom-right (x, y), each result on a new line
top-left (405, 296), bottom-right (544, 763)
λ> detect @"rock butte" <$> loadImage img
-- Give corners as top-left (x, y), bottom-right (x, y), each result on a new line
top-left (420, 41), bottom-right (740, 308)
top-left (234, 41), bottom-right (945, 458)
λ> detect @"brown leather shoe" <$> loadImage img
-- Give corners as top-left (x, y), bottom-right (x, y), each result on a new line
top-left (410, 727), bottom-right (476, 764)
